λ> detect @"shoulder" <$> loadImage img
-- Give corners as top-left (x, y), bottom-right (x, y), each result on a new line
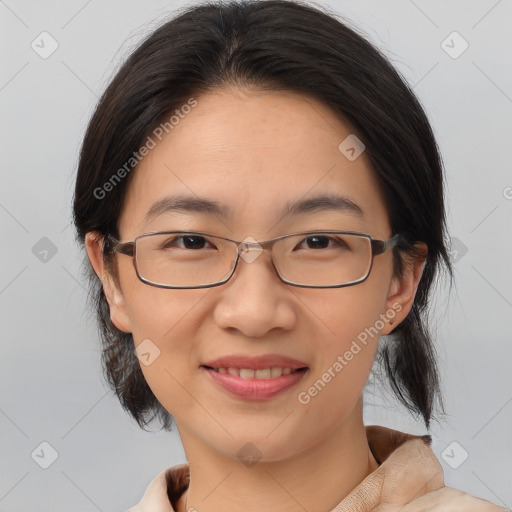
top-left (399, 486), bottom-right (510, 511)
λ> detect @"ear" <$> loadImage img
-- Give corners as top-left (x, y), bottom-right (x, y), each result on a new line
top-left (84, 232), bottom-right (133, 333)
top-left (381, 242), bottom-right (428, 335)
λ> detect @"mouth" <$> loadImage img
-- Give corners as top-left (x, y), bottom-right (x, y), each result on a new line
top-left (199, 353), bottom-right (310, 400)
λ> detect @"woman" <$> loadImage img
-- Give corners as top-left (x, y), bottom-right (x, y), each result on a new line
top-left (72, 1), bottom-right (506, 510)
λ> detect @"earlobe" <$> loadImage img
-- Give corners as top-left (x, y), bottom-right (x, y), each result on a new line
top-left (382, 243), bottom-right (428, 335)
top-left (84, 232), bottom-right (133, 333)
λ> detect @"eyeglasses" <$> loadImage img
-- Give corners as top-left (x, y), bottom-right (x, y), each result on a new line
top-left (103, 230), bottom-right (402, 289)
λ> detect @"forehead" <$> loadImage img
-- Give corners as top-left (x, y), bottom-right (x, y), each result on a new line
top-left (118, 88), bottom-right (390, 238)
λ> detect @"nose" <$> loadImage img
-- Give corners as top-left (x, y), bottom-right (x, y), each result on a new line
top-left (212, 242), bottom-right (297, 337)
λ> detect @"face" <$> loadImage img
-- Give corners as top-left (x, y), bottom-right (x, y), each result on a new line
top-left (86, 88), bottom-right (425, 463)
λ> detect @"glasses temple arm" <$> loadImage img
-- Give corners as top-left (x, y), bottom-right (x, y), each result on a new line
top-left (104, 235), bottom-right (135, 256)
top-left (371, 233), bottom-right (402, 255)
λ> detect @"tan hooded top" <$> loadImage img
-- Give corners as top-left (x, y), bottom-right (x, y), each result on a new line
top-left (127, 425), bottom-right (450, 511)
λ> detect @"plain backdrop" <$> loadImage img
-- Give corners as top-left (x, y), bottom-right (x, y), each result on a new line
top-left (1, 0), bottom-right (511, 510)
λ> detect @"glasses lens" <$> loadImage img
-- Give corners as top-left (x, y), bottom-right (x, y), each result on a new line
top-left (135, 232), bottom-right (237, 287)
top-left (274, 232), bottom-right (372, 286)
top-left (134, 231), bottom-right (372, 288)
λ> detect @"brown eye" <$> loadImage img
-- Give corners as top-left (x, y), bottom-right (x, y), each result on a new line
top-left (295, 235), bottom-right (348, 251)
top-left (161, 235), bottom-right (216, 250)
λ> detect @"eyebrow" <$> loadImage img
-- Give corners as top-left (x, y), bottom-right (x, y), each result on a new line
top-left (142, 193), bottom-right (364, 225)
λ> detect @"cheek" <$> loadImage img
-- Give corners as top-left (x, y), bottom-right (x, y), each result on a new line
top-left (123, 283), bottom-right (210, 414)
top-left (310, 275), bottom-right (389, 359)
top-left (300, 281), bottom-right (389, 412)
top-left (120, 258), bottom-right (206, 346)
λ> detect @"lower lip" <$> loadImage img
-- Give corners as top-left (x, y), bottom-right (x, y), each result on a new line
top-left (201, 367), bottom-right (308, 400)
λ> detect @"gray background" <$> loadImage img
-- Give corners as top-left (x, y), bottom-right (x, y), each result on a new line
top-left (1, 0), bottom-right (511, 510)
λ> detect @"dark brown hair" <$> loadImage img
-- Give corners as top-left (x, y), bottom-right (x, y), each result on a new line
top-left (73, 0), bottom-right (453, 431)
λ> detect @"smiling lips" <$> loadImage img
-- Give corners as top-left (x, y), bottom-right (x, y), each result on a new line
top-left (200, 353), bottom-right (309, 400)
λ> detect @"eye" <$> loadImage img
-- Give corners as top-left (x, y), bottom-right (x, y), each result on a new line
top-left (295, 234), bottom-right (348, 250)
top-left (161, 234), bottom-right (217, 250)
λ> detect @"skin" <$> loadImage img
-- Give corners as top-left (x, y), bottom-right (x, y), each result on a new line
top-left (86, 88), bottom-right (446, 512)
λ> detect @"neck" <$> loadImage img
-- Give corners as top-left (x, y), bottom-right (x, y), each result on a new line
top-left (175, 401), bottom-right (379, 512)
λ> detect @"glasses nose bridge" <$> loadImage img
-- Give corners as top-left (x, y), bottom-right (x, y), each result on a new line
top-left (234, 236), bottom-right (279, 267)
top-left (227, 236), bottom-right (286, 287)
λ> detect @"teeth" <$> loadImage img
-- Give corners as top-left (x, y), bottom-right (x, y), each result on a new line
top-left (256, 368), bottom-right (271, 379)
top-left (271, 367), bottom-right (282, 378)
top-left (240, 369), bottom-right (256, 379)
top-left (212, 367), bottom-right (298, 379)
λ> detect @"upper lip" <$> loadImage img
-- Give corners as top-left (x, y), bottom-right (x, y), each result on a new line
top-left (201, 354), bottom-right (309, 370)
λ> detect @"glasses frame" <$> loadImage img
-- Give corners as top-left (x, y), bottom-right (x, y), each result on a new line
top-left (103, 230), bottom-right (402, 289)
